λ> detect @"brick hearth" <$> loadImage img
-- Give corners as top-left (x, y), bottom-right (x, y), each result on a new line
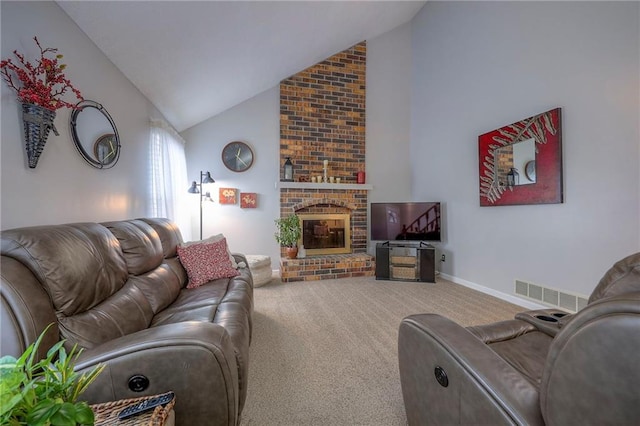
top-left (280, 253), bottom-right (374, 282)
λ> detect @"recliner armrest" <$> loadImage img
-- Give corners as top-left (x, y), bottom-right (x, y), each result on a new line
top-left (399, 314), bottom-right (544, 426)
top-left (514, 309), bottom-right (573, 337)
top-left (75, 321), bottom-right (238, 426)
top-left (467, 319), bottom-right (536, 344)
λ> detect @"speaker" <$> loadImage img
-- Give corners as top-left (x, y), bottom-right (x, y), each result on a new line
top-left (375, 243), bottom-right (390, 280)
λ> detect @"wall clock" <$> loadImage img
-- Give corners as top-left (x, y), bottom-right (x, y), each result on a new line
top-left (222, 141), bottom-right (254, 172)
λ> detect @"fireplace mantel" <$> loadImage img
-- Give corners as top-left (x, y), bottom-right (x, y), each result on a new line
top-left (277, 182), bottom-right (373, 191)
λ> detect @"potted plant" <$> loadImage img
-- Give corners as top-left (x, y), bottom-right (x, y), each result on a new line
top-left (0, 325), bottom-right (104, 426)
top-left (274, 214), bottom-right (301, 259)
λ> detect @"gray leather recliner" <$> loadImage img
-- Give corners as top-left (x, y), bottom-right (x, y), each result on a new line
top-left (398, 252), bottom-right (640, 425)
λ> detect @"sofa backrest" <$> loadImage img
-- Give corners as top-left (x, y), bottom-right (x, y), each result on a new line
top-left (540, 290), bottom-right (640, 425)
top-left (1, 218), bottom-right (186, 354)
top-left (138, 217), bottom-right (188, 287)
top-left (588, 252), bottom-right (640, 304)
top-left (102, 219), bottom-right (184, 313)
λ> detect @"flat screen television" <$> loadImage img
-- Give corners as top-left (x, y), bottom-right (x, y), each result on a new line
top-left (370, 202), bottom-right (441, 242)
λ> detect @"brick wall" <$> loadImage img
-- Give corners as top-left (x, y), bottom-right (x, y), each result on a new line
top-left (280, 42), bottom-right (366, 183)
top-left (278, 42), bottom-right (373, 281)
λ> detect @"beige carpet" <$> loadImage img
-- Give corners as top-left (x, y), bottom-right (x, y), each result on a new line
top-left (240, 275), bottom-right (523, 425)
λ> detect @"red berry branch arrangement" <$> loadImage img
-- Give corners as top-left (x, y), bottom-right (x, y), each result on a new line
top-left (1, 37), bottom-right (83, 111)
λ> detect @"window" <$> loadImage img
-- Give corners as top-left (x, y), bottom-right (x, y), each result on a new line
top-left (149, 119), bottom-right (192, 240)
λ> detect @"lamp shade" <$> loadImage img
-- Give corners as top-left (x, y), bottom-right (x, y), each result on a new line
top-left (203, 171), bottom-right (215, 184)
top-left (188, 181), bottom-right (199, 193)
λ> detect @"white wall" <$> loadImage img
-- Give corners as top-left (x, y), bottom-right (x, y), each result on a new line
top-left (366, 22), bottom-right (413, 253)
top-left (366, 22), bottom-right (413, 204)
top-left (1, 1), bottom-right (164, 230)
top-left (411, 1), bottom-right (640, 297)
top-left (181, 88), bottom-right (281, 267)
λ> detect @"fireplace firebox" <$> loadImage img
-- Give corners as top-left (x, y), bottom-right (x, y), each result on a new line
top-left (298, 213), bottom-right (351, 255)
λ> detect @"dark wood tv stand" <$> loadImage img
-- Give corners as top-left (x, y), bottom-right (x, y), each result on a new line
top-left (375, 242), bottom-right (435, 283)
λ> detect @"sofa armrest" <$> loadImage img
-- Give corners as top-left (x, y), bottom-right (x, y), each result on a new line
top-left (399, 314), bottom-right (544, 426)
top-left (75, 321), bottom-right (238, 426)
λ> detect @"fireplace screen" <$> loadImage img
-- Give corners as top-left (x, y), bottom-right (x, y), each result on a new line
top-left (298, 213), bottom-right (351, 255)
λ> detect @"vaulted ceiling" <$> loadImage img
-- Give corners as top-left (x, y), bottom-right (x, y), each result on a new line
top-left (58, 1), bottom-right (426, 132)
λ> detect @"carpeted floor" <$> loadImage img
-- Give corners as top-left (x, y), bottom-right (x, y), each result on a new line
top-left (240, 275), bottom-right (523, 425)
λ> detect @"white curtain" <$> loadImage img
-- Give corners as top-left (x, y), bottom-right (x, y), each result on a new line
top-left (149, 119), bottom-right (192, 241)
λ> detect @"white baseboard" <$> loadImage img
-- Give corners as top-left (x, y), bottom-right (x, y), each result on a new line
top-left (439, 273), bottom-right (547, 310)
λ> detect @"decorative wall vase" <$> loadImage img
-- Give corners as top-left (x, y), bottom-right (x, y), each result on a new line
top-left (21, 103), bottom-right (59, 168)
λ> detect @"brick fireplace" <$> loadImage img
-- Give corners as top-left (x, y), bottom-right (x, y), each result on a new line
top-left (278, 41), bottom-right (375, 282)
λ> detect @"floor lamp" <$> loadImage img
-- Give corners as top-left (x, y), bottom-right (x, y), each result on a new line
top-left (188, 171), bottom-right (215, 240)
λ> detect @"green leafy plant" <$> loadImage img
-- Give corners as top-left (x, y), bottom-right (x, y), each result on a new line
top-left (274, 214), bottom-right (301, 247)
top-left (0, 325), bottom-right (104, 426)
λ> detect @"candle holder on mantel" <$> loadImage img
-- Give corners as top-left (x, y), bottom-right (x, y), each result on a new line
top-left (283, 157), bottom-right (293, 182)
top-left (323, 159), bottom-right (329, 183)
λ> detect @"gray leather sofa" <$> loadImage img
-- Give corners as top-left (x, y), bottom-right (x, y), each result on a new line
top-left (1, 218), bottom-right (253, 425)
top-left (398, 252), bottom-right (640, 425)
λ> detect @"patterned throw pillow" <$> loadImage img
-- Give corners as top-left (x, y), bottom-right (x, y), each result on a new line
top-left (177, 238), bottom-right (240, 288)
top-left (181, 234), bottom-right (239, 269)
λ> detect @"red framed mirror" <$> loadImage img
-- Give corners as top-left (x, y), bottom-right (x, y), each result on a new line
top-left (479, 108), bottom-right (563, 206)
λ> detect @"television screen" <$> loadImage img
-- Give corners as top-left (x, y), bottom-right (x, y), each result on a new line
top-left (370, 202), bottom-right (441, 242)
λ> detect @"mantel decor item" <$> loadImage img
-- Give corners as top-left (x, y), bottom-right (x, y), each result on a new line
top-left (283, 157), bottom-right (293, 182)
top-left (1, 37), bottom-right (83, 168)
top-left (188, 171), bottom-right (215, 239)
top-left (478, 108), bottom-right (563, 206)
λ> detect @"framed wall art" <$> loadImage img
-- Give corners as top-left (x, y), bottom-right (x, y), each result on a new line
top-left (219, 188), bottom-right (238, 205)
top-left (479, 108), bottom-right (563, 206)
top-left (240, 192), bottom-right (257, 209)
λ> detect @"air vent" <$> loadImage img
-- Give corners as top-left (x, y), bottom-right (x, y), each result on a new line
top-left (543, 288), bottom-right (559, 306)
top-left (529, 284), bottom-right (543, 301)
top-left (515, 280), bottom-right (528, 297)
top-left (577, 297), bottom-right (589, 311)
top-left (514, 280), bottom-right (589, 313)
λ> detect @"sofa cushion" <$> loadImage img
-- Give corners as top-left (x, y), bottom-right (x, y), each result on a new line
top-left (150, 305), bottom-right (218, 326)
top-left (102, 220), bottom-right (164, 275)
top-left (60, 280), bottom-right (154, 349)
top-left (488, 330), bottom-right (553, 386)
top-left (178, 238), bottom-right (239, 288)
top-left (139, 218), bottom-right (183, 259)
top-left (0, 223), bottom-right (156, 349)
top-left (128, 265), bottom-right (182, 314)
top-left (1, 223), bottom-right (128, 316)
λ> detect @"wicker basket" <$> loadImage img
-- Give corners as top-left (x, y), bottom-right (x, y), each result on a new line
top-left (91, 392), bottom-right (175, 426)
top-left (391, 266), bottom-right (417, 280)
top-left (21, 103), bottom-right (58, 169)
top-left (390, 256), bottom-right (416, 265)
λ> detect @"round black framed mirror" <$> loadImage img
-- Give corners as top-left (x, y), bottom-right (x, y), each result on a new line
top-left (70, 100), bottom-right (120, 169)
